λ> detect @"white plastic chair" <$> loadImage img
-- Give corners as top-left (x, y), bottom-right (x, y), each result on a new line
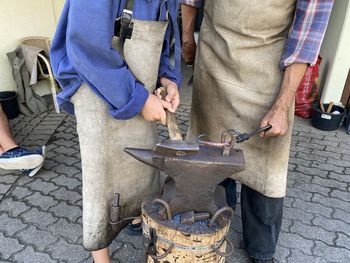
top-left (19, 36), bottom-right (60, 113)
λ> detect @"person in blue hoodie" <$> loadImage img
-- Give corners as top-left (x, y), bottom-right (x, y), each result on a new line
top-left (50, 0), bottom-right (181, 262)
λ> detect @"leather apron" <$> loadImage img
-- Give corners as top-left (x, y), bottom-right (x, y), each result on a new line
top-left (188, 0), bottom-right (296, 198)
top-left (71, 11), bottom-right (168, 250)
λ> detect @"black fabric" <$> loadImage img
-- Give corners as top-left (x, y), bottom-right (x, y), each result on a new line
top-left (220, 178), bottom-right (237, 210)
top-left (241, 185), bottom-right (284, 260)
top-left (223, 182), bottom-right (283, 260)
top-left (345, 107), bottom-right (350, 134)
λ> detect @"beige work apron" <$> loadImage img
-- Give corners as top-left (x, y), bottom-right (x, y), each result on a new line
top-left (188, 0), bottom-right (296, 198)
top-left (71, 18), bottom-right (168, 250)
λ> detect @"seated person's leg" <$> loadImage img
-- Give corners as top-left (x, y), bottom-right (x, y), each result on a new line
top-left (0, 106), bottom-right (44, 171)
top-left (0, 105), bottom-right (18, 153)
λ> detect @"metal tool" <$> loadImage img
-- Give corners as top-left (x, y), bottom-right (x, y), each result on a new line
top-left (125, 89), bottom-right (271, 218)
top-left (124, 144), bottom-right (245, 217)
top-left (158, 86), bottom-right (183, 140)
top-left (109, 193), bottom-right (140, 231)
top-left (230, 124), bottom-right (272, 143)
top-left (156, 86), bottom-right (199, 154)
top-left (181, 211), bottom-right (211, 224)
top-left (197, 125), bottom-right (272, 146)
top-left (154, 140), bottom-right (199, 156)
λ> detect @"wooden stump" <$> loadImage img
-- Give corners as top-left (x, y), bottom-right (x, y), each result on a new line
top-left (142, 196), bottom-right (232, 263)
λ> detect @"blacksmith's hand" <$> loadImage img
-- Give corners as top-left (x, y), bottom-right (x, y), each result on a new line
top-left (260, 106), bottom-right (288, 138)
top-left (141, 94), bottom-right (174, 125)
top-left (160, 77), bottom-right (180, 111)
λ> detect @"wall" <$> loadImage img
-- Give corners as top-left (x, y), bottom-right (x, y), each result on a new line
top-left (0, 0), bottom-right (64, 92)
top-left (319, 0), bottom-right (350, 104)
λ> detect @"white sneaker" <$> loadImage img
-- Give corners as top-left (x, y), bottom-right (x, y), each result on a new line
top-left (20, 146), bottom-right (46, 177)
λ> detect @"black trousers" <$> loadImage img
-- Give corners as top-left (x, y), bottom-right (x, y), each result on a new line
top-left (221, 179), bottom-right (284, 260)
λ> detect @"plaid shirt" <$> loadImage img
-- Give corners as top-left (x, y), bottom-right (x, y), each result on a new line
top-left (181, 0), bottom-right (334, 69)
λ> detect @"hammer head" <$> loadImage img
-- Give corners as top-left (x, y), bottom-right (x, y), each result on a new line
top-left (154, 140), bottom-right (199, 156)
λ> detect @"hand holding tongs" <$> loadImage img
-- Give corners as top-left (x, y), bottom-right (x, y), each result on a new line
top-left (196, 125), bottom-right (273, 153)
top-left (230, 124), bottom-right (272, 143)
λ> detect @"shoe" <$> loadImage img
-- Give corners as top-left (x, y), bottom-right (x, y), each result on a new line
top-left (20, 146), bottom-right (46, 177)
top-left (0, 146), bottom-right (44, 170)
top-left (249, 257), bottom-right (277, 263)
top-left (187, 75), bottom-right (194, 88)
top-left (125, 220), bottom-right (142, 236)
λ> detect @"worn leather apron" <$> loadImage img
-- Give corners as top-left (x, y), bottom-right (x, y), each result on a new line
top-left (188, 0), bottom-right (296, 198)
top-left (71, 11), bottom-right (168, 250)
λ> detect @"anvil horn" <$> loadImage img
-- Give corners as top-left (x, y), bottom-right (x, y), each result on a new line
top-left (124, 148), bottom-right (158, 169)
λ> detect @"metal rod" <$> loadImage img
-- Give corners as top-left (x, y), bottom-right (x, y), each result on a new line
top-left (153, 198), bottom-right (172, 221)
top-left (209, 207), bottom-right (234, 228)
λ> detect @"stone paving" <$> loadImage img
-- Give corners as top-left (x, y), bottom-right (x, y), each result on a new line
top-left (1, 93), bottom-right (350, 262)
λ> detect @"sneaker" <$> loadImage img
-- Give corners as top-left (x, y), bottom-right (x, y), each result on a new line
top-left (20, 146), bottom-right (46, 177)
top-left (125, 219), bottom-right (142, 236)
top-left (0, 147), bottom-right (44, 170)
top-left (187, 75), bottom-right (194, 88)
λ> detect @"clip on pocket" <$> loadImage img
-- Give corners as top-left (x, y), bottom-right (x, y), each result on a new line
top-left (114, 9), bottom-right (134, 39)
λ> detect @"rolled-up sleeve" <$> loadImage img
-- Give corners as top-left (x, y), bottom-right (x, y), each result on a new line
top-left (65, 0), bottom-right (149, 119)
top-left (181, 0), bottom-right (204, 9)
top-left (280, 0), bottom-right (334, 69)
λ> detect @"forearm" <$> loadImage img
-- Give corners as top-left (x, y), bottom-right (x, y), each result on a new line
top-left (273, 63), bottom-right (308, 112)
top-left (181, 5), bottom-right (197, 45)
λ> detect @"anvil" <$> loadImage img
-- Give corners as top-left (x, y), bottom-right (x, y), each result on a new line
top-left (124, 142), bottom-right (245, 216)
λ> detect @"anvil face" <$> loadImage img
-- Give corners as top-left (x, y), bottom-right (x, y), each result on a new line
top-left (124, 145), bottom-right (245, 215)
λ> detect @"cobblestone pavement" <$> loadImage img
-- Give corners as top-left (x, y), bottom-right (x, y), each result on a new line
top-left (1, 97), bottom-right (350, 262)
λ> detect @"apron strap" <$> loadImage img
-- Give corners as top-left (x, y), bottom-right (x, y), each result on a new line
top-left (115, 0), bottom-right (175, 69)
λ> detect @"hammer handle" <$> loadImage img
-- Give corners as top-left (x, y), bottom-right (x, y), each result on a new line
top-left (158, 87), bottom-right (183, 141)
top-left (326, 101), bottom-right (334, 114)
top-left (319, 101), bottom-right (326, 113)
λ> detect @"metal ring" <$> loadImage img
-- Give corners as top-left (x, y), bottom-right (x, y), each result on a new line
top-left (153, 198), bottom-right (172, 221)
top-left (221, 131), bottom-right (237, 150)
top-left (209, 206), bottom-right (234, 228)
top-left (149, 244), bottom-right (175, 260)
top-left (211, 236), bottom-right (234, 257)
top-left (196, 134), bottom-right (232, 148)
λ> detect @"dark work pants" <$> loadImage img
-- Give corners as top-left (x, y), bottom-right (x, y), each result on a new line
top-left (222, 179), bottom-right (284, 260)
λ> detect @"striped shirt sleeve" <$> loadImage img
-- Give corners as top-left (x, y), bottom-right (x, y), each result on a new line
top-left (280, 0), bottom-right (334, 69)
top-left (181, 0), bottom-right (204, 9)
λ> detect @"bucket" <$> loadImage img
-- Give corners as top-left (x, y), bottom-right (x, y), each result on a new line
top-left (142, 196), bottom-right (232, 263)
top-left (311, 103), bottom-right (345, 131)
top-left (0, 91), bottom-right (19, 119)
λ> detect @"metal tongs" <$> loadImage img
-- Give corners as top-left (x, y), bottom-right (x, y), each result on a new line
top-left (196, 125), bottom-right (272, 156)
top-left (230, 124), bottom-right (272, 143)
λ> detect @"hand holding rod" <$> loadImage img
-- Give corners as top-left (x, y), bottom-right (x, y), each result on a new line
top-left (158, 87), bottom-right (182, 140)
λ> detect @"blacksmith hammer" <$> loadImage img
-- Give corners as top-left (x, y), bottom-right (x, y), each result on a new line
top-left (154, 86), bottom-right (199, 155)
